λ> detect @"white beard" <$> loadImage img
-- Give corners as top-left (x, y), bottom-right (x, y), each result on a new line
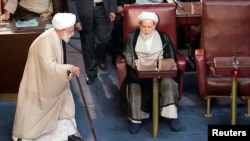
top-left (140, 30), bottom-right (154, 40)
top-left (62, 33), bottom-right (71, 43)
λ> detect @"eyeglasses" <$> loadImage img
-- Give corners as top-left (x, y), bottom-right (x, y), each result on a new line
top-left (63, 28), bottom-right (74, 34)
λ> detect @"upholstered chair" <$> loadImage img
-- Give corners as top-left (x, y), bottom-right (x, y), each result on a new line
top-left (116, 3), bottom-right (187, 100)
top-left (195, 0), bottom-right (250, 118)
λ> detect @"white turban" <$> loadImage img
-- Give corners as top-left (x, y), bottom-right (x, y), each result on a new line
top-left (52, 13), bottom-right (76, 30)
top-left (138, 11), bottom-right (159, 24)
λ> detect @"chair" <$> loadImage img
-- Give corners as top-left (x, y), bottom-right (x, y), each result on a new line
top-left (116, 3), bottom-right (187, 137)
top-left (116, 3), bottom-right (186, 99)
top-left (195, 0), bottom-right (250, 118)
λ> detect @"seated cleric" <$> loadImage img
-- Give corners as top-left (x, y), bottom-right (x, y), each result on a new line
top-left (122, 11), bottom-right (181, 134)
top-left (12, 13), bottom-right (83, 141)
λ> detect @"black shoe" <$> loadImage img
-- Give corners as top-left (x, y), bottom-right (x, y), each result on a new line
top-left (86, 75), bottom-right (96, 84)
top-left (129, 122), bottom-right (141, 134)
top-left (68, 134), bottom-right (83, 141)
top-left (169, 118), bottom-right (181, 132)
top-left (98, 60), bottom-right (107, 71)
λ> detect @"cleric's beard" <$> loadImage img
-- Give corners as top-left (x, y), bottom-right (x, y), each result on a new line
top-left (62, 33), bottom-right (71, 43)
top-left (141, 30), bottom-right (154, 40)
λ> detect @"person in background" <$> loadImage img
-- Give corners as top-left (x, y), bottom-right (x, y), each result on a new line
top-left (110, 0), bottom-right (134, 64)
top-left (12, 13), bottom-right (83, 141)
top-left (0, 0), bottom-right (53, 21)
top-left (72, 0), bottom-right (117, 84)
top-left (122, 11), bottom-right (181, 134)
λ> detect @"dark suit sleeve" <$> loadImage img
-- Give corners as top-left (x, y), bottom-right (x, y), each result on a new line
top-left (117, 0), bottom-right (123, 6)
top-left (117, 0), bottom-right (135, 6)
top-left (67, 0), bottom-right (80, 23)
top-left (110, 0), bottom-right (118, 13)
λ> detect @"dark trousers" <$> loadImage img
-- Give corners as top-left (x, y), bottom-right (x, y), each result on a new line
top-left (12, 5), bottom-right (40, 20)
top-left (111, 14), bottom-right (123, 64)
top-left (78, 5), bottom-right (113, 76)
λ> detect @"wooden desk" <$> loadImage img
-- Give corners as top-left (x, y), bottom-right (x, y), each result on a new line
top-left (214, 57), bottom-right (250, 125)
top-left (176, 2), bottom-right (202, 25)
top-left (0, 17), bottom-right (51, 93)
top-left (136, 62), bottom-right (177, 138)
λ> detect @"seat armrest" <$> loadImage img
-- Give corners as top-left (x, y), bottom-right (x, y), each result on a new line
top-left (116, 55), bottom-right (127, 86)
top-left (176, 53), bottom-right (186, 100)
top-left (195, 49), bottom-right (206, 96)
top-left (176, 53), bottom-right (186, 72)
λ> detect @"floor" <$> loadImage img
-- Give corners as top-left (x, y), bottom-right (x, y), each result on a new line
top-left (0, 33), bottom-right (250, 141)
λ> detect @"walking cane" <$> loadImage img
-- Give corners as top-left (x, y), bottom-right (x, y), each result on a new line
top-left (76, 76), bottom-right (98, 141)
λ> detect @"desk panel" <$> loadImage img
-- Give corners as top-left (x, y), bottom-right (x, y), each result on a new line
top-left (0, 18), bottom-right (51, 93)
top-left (0, 34), bottom-right (40, 93)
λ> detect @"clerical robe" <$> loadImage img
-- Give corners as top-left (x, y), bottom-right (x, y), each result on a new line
top-left (12, 28), bottom-right (75, 139)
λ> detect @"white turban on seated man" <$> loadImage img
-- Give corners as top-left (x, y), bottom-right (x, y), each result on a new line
top-left (12, 13), bottom-right (83, 141)
top-left (122, 11), bottom-right (181, 134)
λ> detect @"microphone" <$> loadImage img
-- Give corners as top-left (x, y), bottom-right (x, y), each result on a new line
top-left (156, 43), bottom-right (167, 71)
top-left (173, 0), bottom-right (183, 8)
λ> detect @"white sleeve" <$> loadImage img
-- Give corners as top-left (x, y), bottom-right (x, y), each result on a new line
top-left (4, 0), bottom-right (18, 14)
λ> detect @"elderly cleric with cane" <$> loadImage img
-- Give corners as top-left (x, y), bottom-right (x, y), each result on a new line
top-left (122, 11), bottom-right (181, 134)
top-left (12, 13), bottom-right (83, 141)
